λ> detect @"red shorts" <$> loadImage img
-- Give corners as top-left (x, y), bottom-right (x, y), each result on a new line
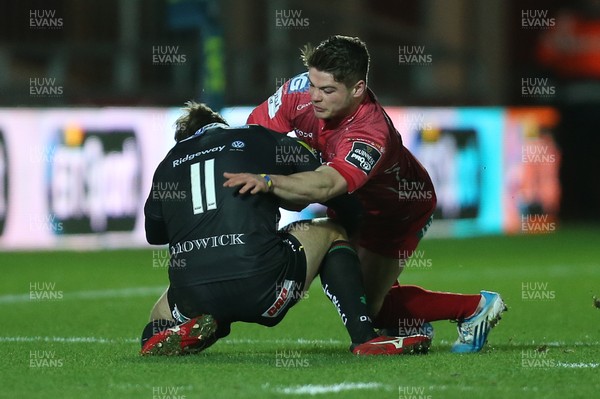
top-left (357, 189), bottom-right (436, 260)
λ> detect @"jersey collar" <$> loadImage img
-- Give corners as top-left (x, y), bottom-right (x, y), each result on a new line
top-left (193, 123), bottom-right (229, 138)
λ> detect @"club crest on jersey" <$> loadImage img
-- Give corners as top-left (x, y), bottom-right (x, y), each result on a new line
top-left (344, 141), bottom-right (382, 175)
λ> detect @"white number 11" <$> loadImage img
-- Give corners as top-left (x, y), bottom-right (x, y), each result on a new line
top-left (190, 159), bottom-right (217, 214)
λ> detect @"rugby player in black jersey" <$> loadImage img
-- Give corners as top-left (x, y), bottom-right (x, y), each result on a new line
top-left (140, 101), bottom-right (430, 356)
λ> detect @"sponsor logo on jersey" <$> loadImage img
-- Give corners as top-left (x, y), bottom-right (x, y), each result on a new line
top-left (231, 140), bottom-right (245, 149)
top-left (263, 279), bottom-right (295, 318)
top-left (172, 145), bottom-right (226, 167)
top-left (296, 102), bottom-right (312, 111)
top-left (344, 141), bottom-right (382, 175)
top-left (294, 128), bottom-right (313, 139)
top-left (288, 73), bottom-right (310, 93)
top-left (169, 233), bottom-right (246, 256)
top-left (267, 85), bottom-right (284, 118)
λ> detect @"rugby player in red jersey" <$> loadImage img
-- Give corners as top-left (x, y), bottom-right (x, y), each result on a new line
top-left (224, 35), bottom-right (506, 352)
top-left (140, 102), bottom-right (431, 356)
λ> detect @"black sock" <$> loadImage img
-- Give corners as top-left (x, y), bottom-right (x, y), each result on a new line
top-left (140, 319), bottom-right (176, 348)
top-left (319, 240), bottom-right (378, 346)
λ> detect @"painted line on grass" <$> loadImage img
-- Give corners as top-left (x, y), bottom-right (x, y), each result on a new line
top-left (0, 286), bottom-right (166, 304)
top-left (0, 336), bottom-right (345, 346)
top-left (0, 336), bottom-right (137, 344)
top-left (264, 382), bottom-right (387, 395)
top-left (4, 336), bottom-right (600, 349)
top-left (556, 362), bottom-right (599, 368)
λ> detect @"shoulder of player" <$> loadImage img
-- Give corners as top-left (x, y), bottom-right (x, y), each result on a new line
top-left (280, 73), bottom-right (311, 104)
top-left (346, 99), bottom-right (398, 149)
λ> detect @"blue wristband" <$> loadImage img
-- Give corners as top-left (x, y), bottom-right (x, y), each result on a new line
top-left (260, 174), bottom-right (274, 192)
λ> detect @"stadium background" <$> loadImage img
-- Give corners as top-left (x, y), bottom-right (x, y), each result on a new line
top-left (1, 1), bottom-right (599, 398)
top-left (1, 0), bottom-right (598, 249)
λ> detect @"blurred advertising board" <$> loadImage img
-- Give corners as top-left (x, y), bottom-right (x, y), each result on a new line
top-left (0, 106), bottom-right (560, 250)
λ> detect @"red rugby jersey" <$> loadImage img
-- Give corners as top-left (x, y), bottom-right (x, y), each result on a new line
top-left (248, 72), bottom-right (434, 220)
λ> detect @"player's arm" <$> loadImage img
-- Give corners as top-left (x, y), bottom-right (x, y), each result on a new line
top-left (223, 132), bottom-right (347, 203)
top-left (145, 218), bottom-right (169, 245)
top-left (144, 169), bottom-right (169, 245)
top-left (224, 164), bottom-right (347, 203)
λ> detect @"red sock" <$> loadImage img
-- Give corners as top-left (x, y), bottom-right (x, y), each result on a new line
top-left (373, 285), bottom-right (481, 328)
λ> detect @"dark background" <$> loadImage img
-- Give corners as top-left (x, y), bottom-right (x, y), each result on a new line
top-left (1, 0), bottom-right (598, 221)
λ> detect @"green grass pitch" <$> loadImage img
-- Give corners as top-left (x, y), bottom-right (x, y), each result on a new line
top-left (1, 225), bottom-right (599, 399)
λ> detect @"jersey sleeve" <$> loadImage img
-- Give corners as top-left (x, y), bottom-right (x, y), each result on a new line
top-left (327, 137), bottom-right (386, 193)
top-left (247, 83), bottom-right (294, 133)
top-left (143, 165), bottom-right (169, 244)
top-left (248, 72), bottom-right (311, 133)
top-left (144, 167), bottom-right (164, 221)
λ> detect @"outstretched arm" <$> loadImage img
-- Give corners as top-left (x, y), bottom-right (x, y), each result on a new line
top-left (223, 165), bottom-right (348, 204)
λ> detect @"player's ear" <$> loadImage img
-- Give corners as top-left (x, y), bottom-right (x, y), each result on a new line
top-left (351, 80), bottom-right (366, 98)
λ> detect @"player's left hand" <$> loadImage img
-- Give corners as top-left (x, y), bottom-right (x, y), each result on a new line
top-left (223, 172), bottom-right (269, 195)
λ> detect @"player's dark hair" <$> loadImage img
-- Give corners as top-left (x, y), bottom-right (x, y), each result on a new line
top-left (174, 101), bottom-right (228, 142)
top-left (301, 35), bottom-right (370, 88)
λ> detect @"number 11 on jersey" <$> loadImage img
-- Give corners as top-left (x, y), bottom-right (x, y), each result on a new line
top-left (190, 159), bottom-right (217, 214)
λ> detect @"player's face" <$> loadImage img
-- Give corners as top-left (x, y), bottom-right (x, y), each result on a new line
top-left (308, 68), bottom-right (361, 121)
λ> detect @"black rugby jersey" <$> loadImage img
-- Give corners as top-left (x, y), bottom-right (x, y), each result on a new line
top-left (144, 124), bottom-right (322, 285)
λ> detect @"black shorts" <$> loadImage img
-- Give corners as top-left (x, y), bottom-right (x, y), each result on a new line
top-left (167, 232), bottom-right (307, 329)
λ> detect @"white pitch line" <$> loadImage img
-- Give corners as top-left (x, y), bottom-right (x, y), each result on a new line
top-left (0, 336), bottom-right (137, 344)
top-left (0, 336), bottom-right (344, 346)
top-left (556, 362), bottom-right (599, 368)
top-left (266, 382), bottom-right (387, 395)
top-left (0, 286), bottom-right (166, 304)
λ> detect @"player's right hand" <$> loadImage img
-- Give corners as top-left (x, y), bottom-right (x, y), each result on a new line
top-left (223, 172), bottom-right (269, 195)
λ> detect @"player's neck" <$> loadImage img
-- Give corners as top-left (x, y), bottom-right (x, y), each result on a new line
top-left (326, 95), bottom-right (365, 126)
